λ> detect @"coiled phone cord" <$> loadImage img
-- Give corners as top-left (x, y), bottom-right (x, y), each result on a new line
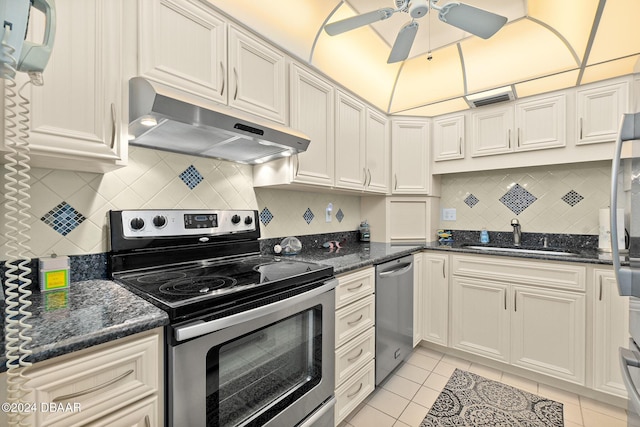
top-left (2, 27), bottom-right (34, 427)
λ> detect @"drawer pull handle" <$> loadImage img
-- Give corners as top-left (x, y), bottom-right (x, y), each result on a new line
top-left (109, 103), bottom-right (116, 149)
top-left (347, 283), bottom-right (364, 292)
top-left (599, 276), bottom-right (603, 301)
top-left (347, 314), bottom-right (363, 325)
top-left (220, 62), bottom-right (226, 96)
top-left (347, 382), bottom-right (363, 398)
top-left (347, 348), bottom-right (364, 362)
top-left (233, 68), bottom-right (239, 101)
top-left (145, 415), bottom-right (151, 427)
top-left (52, 369), bottom-right (134, 403)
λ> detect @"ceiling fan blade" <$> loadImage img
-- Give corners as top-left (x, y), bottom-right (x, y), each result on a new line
top-left (437, 2), bottom-right (507, 39)
top-left (387, 21), bottom-right (419, 64)
top-left (325, 8), bottom-right (395, 36)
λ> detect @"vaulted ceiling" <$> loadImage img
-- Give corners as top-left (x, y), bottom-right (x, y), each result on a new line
top-left (208, 0), bottom-right (640, 116)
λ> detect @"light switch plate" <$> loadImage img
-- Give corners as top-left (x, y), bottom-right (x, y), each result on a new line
top-left (442, 208), bottom-right (456, 221)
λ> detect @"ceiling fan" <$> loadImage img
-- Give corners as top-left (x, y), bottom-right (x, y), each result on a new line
top-left (324, 0), bottom-right (508, 63)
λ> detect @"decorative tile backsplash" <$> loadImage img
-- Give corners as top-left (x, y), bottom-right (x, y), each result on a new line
top-left (0, 146), bottom-right (361, 258)
top-left (438, 161), bottom-right (611, 234)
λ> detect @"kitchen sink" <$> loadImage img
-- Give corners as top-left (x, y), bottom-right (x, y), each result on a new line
top-left (462, 245), bottom-right (578, 256)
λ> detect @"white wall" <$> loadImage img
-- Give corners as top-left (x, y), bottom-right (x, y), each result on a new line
top-left (0, 146), bottom-right (361, 258)
top-left (437, 161), bottom-right (611, 234)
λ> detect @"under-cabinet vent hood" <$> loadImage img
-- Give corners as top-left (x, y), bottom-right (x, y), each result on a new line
top-left (128, 77), bottom-right (310, 164)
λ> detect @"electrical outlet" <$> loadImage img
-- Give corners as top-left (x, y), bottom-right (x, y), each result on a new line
top-left (442, 208), bottom-right (456, 221)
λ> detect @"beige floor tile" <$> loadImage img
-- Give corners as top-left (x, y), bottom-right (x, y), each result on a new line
top-left (433, 360), bottom-right (457, 378)
top-left (349, 404), bottom-right (397, 427)
top-left (367, 388), bottom-right (410, 419)
top-left (414, 346), bottom-right (444, 360)
top-left (538, 383), bottom-right (580, 406)
top-left (337, 420), bottom-right (353, 427)
top-left (581, 407), bottom-right (627, 427)
top-left (405, 352), bottom-right (439, 373)
top-left (412, 386), bottom-right (441, 409)
top-left (423, 372), bottom-right (450, 392)
top-left (398, 401), bottom-right (430, 426)
top-left (441, 354), bottom-right (472, 369)
top-left (564, 421), bottom-right (583, 427)
top-left (562, 401), bottom-right (584, 425)
top-left (580, 396), bottom-right (627, 420)
top-left (501, 372), bottom-right (539, 394)
top-left (468, 363), bottom-right (503, 381)
top-left (381, 374), bottom-right (422, 400)
top-left (392, 421), bottom-right (412, 427)
top-left (395, 362), bottom-right (431, 385)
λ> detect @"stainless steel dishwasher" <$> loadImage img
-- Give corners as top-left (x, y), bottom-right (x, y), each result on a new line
top-left (375, 254), bottom-right (414, 385)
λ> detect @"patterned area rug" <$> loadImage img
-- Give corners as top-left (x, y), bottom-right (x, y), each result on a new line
top-left (421, 369), bottom-right (564, 426)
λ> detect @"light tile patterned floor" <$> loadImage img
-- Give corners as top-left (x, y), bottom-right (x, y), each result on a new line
top-left (338, 346), bottom-right (628, 427)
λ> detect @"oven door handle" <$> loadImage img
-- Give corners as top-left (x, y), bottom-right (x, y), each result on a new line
top-left (174, 278), bottom-right (338, 342)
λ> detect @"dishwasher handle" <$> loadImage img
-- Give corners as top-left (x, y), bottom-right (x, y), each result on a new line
top-left (378, 262), bottom-right (413, 277)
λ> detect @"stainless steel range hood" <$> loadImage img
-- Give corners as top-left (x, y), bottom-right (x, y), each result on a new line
top-left (128, 77), bottom-right (310, 164)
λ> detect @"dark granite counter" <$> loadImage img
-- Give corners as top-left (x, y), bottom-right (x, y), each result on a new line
top-left (0, 279), bottom-right (169, 372)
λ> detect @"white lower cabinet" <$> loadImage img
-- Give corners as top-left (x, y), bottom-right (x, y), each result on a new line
top-left (421, 253), bottom-right (449, 346)
top-left (0, 328), bottom-right (163, 427)
top-left (593, 268), bottom-right (629, 398)
top-left (334, 267), bottom-right (375, 425)
top-left (450, 255), bottom-right (586, 385)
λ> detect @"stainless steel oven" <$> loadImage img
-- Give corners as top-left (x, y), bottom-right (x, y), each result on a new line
top-left (108, 209), bottom-right (336, 427)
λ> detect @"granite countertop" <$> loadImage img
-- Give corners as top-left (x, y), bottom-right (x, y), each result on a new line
top-left (0, 279), bottom-right (169, 373)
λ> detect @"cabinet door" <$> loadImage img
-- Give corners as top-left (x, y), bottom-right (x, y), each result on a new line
top-left (515, 94), bottom-right (566, 152)
top-left (451, 277), bottom-right (510, 362)
top-left (593, 269), bottom-right (629, 397)
top-left (433, 114), bottom-right (465, 161)
top-left (335, 90), bottom-right (366, 190)
top-left (365, 109), bottom-right (390, 193)
top-left (422, 253), bottom-right (449, 346)
top-left (511, 285), bottom-right (585, 384)
top-left (470, 105), bottom-right (513, 157)
top-left (391, 119), bottom-right (430, 194)
top-left (289, 64), bottom-right (334, 187)
top-left (413, 253), bottom-right (424, 346)
top-left (138, 0), bottom-right (226, 104)
top-left (228, 25), bottom-right (287, 124)
top-left (12, 0), bottom-right (126, 173)
top-left (577, 81), bottom-right (629, 145)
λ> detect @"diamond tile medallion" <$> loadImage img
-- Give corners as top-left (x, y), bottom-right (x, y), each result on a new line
top-left (336, 208), bottom-right (344, 223)
top-left (499, 184), bottom-right (537, 215)
top-left (562, 190), bottom-right (584, 207)
top-left (259, 207), bottom-right (274, 226)
top-left (464, 194), bottom-right (480, 208)
top-left (179, 165), bottom-right (204, 189)
top-left (41, 202), bottom-right (86, 236)
top-left (303, 208), bottom-right (315, 224)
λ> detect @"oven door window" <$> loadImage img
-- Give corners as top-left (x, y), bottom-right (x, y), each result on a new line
top-left (206, 305), bottom-right (322, 427)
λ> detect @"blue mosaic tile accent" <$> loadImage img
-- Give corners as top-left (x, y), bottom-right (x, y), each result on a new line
top-left (562, 190), bottom-right (584, 207)
top-left (499, 184), bottom-right (537, 215)
top-left (336, 208), bottom-right (344, 223)
top-left (259, 207), bottom-right (274, 226)
top-left (179, 165), bottom-right (203, 189)
top-left (464, 194), bottom-right (480, 208)
top-left (303, 208), bottom-right (314, 224)
top-left (41, 202), bottom-right (86, 236)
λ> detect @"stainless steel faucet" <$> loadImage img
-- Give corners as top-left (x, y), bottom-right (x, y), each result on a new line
top-left (511, 218), bottom-right (521, 246)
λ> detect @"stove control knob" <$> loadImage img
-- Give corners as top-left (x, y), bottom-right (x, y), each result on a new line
top-left (153, 215), bottom-right (167, 228)
top-left (130, 217), bottom-right (145, 231)
top-left (244, 216), bottom-right (253, 225)
top-left (231, 214), bottom-right (241, 224)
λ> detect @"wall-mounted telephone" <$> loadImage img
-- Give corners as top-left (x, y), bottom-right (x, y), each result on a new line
top-left (0, 0), bottom-right (56, 76)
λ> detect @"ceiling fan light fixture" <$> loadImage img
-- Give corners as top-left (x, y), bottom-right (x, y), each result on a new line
top-left (409, 0), bottom-right (429, 19)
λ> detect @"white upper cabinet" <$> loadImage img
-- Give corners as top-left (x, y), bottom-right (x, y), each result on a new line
top-left (335, 90), bottom-right (366, 190)
top-left (391, 118), bottom-right (431, 194)
top-left (138, 0), bottom-right (227, 104)
top-left (471, 94), bottom-right (566, 157)
top-left (364, 109), bottom-right (390, 193)
top-left (138, 0), bottom-right (286, 124)
top-left (576, 81), bottom-right (629, 145)
top-left (433, 113), bottom-right (465, 161)
top-left (2, 0), bottom-right (128, 173)
top-left (288, 64), bottom-right (335, 187)
top-left (227, 25), bottom-right (287, 124)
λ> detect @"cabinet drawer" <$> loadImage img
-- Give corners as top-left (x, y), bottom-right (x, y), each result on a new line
top-left (86, 396), bottom-right (159, 427)
top-left (335, 327), bottom-right (375, 387)
top-left (336, 294), bottom-right (375, 348)
top-left (26, 333), bottom-right (160, 427)
top-left (336, 268), bottom-right (375, 309)
top-left (335, 360), bottom-right (375, 425)
top-left (452, 255), bottom-right (585, 291)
